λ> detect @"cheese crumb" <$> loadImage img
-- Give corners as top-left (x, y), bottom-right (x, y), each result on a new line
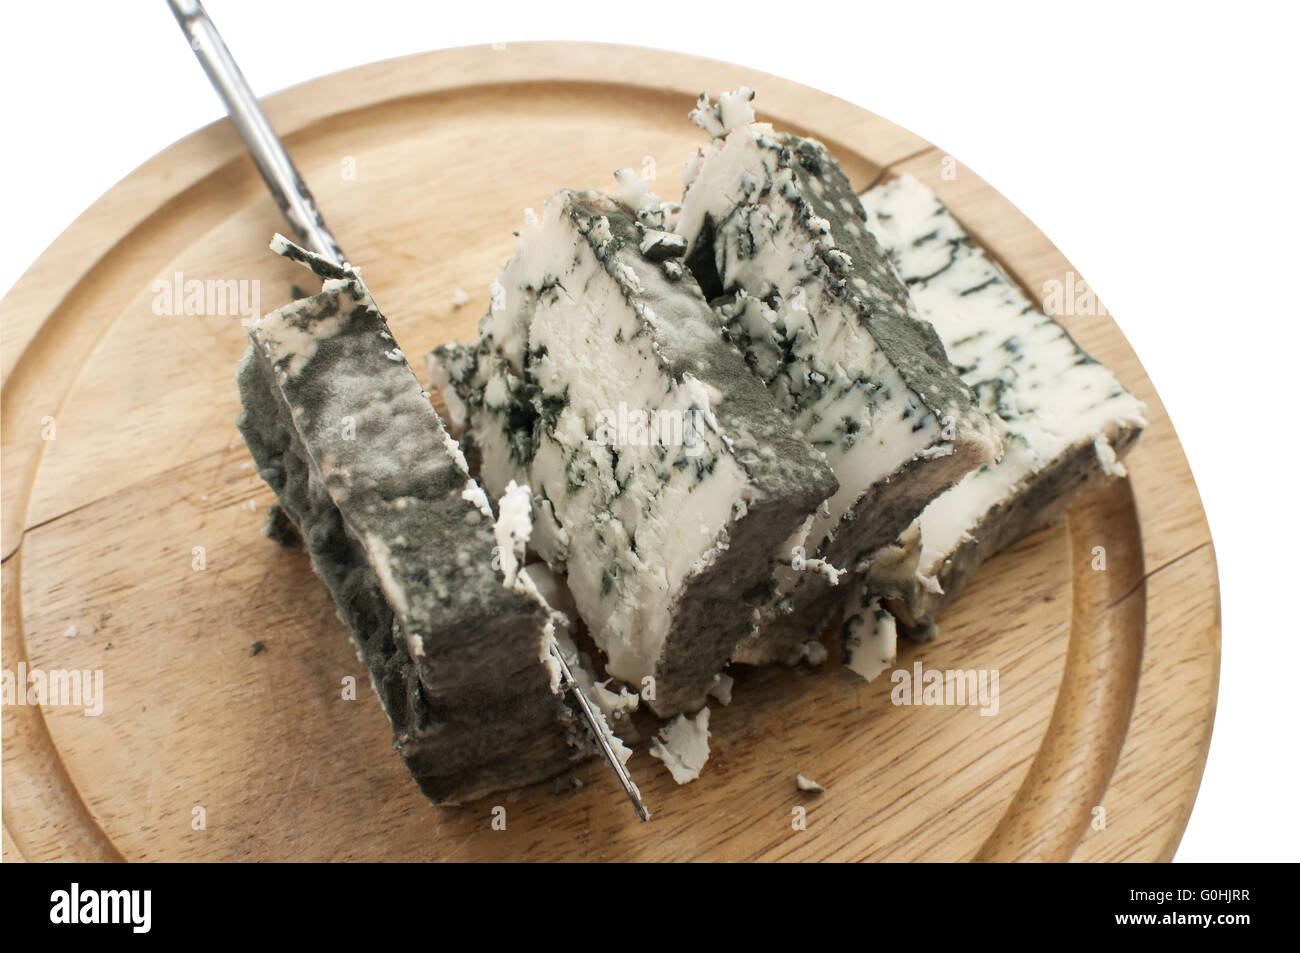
top-left (613, 167), bottom-right (660, 213)
top-left (590, 215), bottom-right (613, 250)
top-left (492, 480), bottom-right (533, 589)
top-left (708, 672), bottom-right (734, 706)
top-left (689, 88), bottom-right (757, 139)
top-left (844, 594), bottom-right (898, 682)
top-left (1093, 435), bottom-right (1128, 478)
top-left (796, 773), bottom-right (824, 793)
top-left (650, 708), bottom-right (711, 784)
top-left (804, 557), bottom-right (846, 586)
top-left (461, 483), bottom-right (494, 519)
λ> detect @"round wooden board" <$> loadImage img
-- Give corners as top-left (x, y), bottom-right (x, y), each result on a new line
top-left (0, 43), bottom-right (1219, 862)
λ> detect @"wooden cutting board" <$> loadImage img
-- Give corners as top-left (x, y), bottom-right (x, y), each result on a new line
top-left (0, 42), bottom-right (1218, 862)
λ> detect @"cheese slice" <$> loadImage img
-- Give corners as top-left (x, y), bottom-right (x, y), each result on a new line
top-left (430, 190), bottom-right (837, 716)
top-left (858, 175), bottom-right (1147, 630)
top-left (675, 91), bottom-right (1001, 664)
top-left (237, 236), bottom-right (604, 805)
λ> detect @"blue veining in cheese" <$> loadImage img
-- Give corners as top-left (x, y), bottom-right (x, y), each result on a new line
top-left (430, 188), bottom-right (836, 716)
top-left (858, 174), bottom-right (1147, 628)
top-left (841, 582), bottom-right (898, 683)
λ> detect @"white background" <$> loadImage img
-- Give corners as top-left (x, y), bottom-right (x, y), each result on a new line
top-left (2, 1), bottom-right (1296, 862)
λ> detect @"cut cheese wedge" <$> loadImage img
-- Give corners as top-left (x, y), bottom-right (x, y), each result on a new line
top-left (675, 92), bottom-right (1001, 664)
top-left (858, 175), bottom-right (1147, 631)
top-left (430, 190), bottom-right (837, 716)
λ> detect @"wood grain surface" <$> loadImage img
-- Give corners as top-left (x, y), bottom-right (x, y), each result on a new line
top-left (0, 42), bottom-right (1218, 862)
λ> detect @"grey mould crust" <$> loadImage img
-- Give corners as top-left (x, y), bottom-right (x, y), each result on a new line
top-left (781, 136), bottom-right (982, 428)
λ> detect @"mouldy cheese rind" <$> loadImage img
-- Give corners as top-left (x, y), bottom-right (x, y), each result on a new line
top-left (858, 174), bottom-right (1147, 630)
top-left (237, 236), bottom-right (600, 805)
top-left (675, 92), bottom-right (1000, 665)
top-left (430, 189), bottom-right (837, 717)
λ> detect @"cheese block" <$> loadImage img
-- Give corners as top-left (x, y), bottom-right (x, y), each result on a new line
top-left (675, 91), bottom-right (1001, 664)
top-left (858, 174), bottom-right (1147, 630)
top-left (430, 189), bottom-right (838, 716)
top-left (236, 236), bottom-right (601, 805)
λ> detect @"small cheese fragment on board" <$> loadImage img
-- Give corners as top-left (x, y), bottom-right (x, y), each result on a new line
top-left (236, 236), bottom-right (608, 806)
top-left (675, 92), bottom-right (1000, 665)
top-left (650, 708), bottom-right (712, 784)
top-left (858, 175), bottom-right (1148, 631)
top-left (430, 188), bottom-right (836, 716)
top-left (708, 672), bottom-right (734, 706)
top-left (796, 773), bottom-right (825, 793)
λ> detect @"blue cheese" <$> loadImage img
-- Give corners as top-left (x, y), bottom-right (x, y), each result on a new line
top-left (237, 236), bottom-right (607, 805)
top-left (675, 93), bottom-right (1000, 664)
top-left (430, 190), bottom-right (837, 716)
top-left (858, 175), bottom-right (1147, 629)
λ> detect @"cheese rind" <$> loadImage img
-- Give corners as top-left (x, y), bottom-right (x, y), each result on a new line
top-left (858, 175), bottom-right (1147, 629)
top-left (237, 238), bottom-right (597, 804)
top-left (675, 98), bottom-right (1000, 663)
top-left (431, 190), bottom-right (837, 716)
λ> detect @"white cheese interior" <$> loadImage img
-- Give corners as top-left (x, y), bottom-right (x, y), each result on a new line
top-left (492, 479), bottom-right (532, 589)
top-left (796, 773), bottom-right (825, 793)
top-left (471, 196), bottom-right (751, 687)
top-left (649, 707), bottom-right (712, 784)
top-left (708, 672), bottom-right (734, 706)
